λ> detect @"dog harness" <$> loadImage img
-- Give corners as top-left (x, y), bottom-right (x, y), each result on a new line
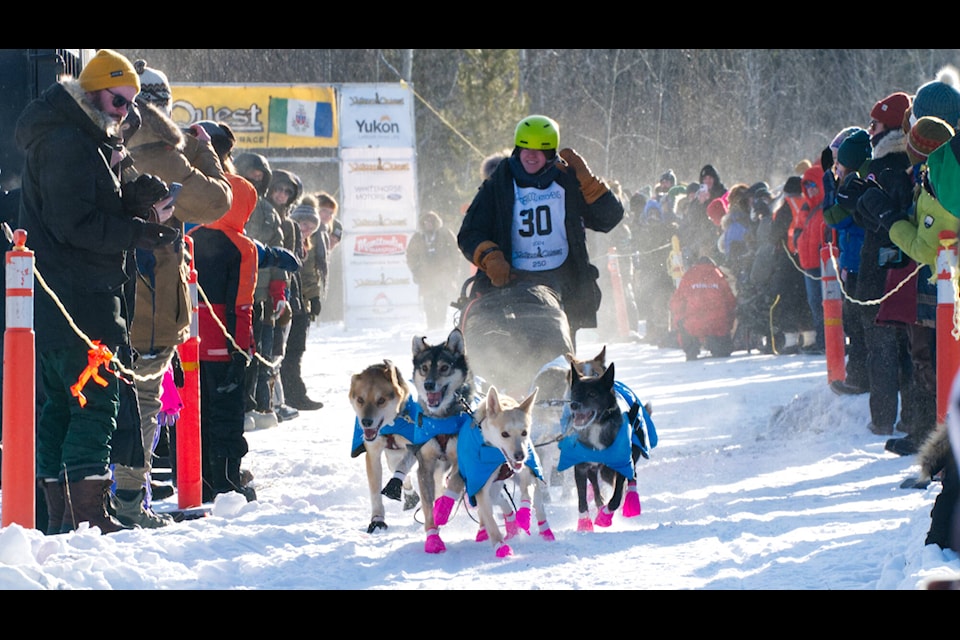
top-left (457, 422), bottom-right (543, 499)
top-left (556, 381), bottom-right (657, 479)
top-left (413, 411), bottom-right (473, 447)
top-left (350, 396), bottom-right (420, 458)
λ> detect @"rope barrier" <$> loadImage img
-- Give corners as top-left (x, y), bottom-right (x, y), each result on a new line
top-left (32, 257), bottom-right (281, 385)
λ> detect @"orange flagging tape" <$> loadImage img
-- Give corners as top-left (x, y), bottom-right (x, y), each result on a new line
top-left (70, 341), bottom-right (114, 407)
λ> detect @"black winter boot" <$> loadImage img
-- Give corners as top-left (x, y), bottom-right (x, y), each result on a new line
top-left (63, 479), bottom-right (128, 534)
top-left (38, 479), bottom-right (66, 535)
top-left (225, 457), bottom-right (257, 503)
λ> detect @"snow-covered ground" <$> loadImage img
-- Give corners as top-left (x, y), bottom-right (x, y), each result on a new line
top-left (0, 320), bottom-right (958, 589)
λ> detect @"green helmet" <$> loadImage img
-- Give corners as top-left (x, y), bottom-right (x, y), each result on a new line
top-left (515, 115), bottom-right (559, 151)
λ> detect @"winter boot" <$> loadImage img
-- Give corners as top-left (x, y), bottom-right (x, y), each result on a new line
top-left (113, 488), bottom-right (172, 529)
top-left (779, 332), bottom-right (800, 355)
top-left (63, 478), bottom-right (128, 534)
top-left (225, 457), bottom-right (257, 502)
top-left (38, 478), bottom-right (66, 535)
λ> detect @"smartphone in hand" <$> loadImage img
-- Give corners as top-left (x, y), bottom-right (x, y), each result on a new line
top-left (165, 182), bottom-right (183, 207)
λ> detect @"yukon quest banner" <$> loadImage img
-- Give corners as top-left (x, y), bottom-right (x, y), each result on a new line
top-left (338, 83), bottom-right (414, 148)
top-left (170, 84), bottom-right (338, 149)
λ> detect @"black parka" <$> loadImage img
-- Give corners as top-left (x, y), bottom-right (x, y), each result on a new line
top-left (15, 80), bottom-right (148, 353)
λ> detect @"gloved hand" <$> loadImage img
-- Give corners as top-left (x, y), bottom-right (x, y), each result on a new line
top-left (134, 221), bottom-right (180, 250)
top-left (858, 185), bottom-right (908, 232)
top-left (821, 147), bottom-right (838, 209)
top-left (820, 146), bottom-right (834, 173)
top-left (836, 175), bottom-right (870, 213)
top-left (309, 296), bottom-right (322, 321)
top-left (268, 279), bottom-right (287, 319)
top-left (216, 351), bottom-right (249, 394)
top-left (472, 240), bottom-right (513, 287)
top-left (157, 409), bottom-right (179, 428)
top-left (255, 240), bottom-right (301, 272)
top-left (123, 174), bottom-right (169, 219)
top-left (876, 167), bottom-right (915, 215)
top-left (559, 148), bottom-right (608, 204)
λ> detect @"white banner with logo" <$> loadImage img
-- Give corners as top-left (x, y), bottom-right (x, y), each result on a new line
top-left (338, 92), bottom-right (422, 327)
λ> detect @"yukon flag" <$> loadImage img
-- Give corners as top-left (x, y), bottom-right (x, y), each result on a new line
top-left (268, 97), bottom-right (334, 138)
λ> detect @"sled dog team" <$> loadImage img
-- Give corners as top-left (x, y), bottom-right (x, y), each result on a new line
top-left (348, 327), bottom-right (657, 557)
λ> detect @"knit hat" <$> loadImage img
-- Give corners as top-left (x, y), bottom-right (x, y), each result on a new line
top-left (290, 196), bottom-right (320, 229)
top-left (658, 169), bottom-right (677, 185)
top-left (906, 116), bottom-right (955, 166)
top-left (79, 49), bottom-right (140, 93)
top-left (830, 126), bottom-right (861, 155)
top-left (837, 129), bottom-right (872, 170)
top-left (699, 164), bottom-right (719, 182)
top-left (912, 80), bottom-right (960, 129)
top-left (870, 92), bottom-right (911, 129)
top-left (133, 59), bottom-right (172, 115)
top-left (783, 176), bottom-right (803, 196)
top-left (706, 197), bottom-right (727, 226)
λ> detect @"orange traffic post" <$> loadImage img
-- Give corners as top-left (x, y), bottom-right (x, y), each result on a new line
top-left (2, 229), bottom-right (35, 529)
top-left (607, 249), bottom-right (631, 340)
top-left (820, 243), bottom-right (846, 384)
top-left (176, 235), bottom-right (202, 509)
top-left (936, 230), bottom-right (960, 424)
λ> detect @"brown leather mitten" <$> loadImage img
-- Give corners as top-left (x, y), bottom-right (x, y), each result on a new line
top-left (472, 241), bottom-right (512, 287)
top-left (560, 148), bottom-right (609, 204)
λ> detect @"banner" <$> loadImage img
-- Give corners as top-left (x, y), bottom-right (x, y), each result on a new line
top-left (340, 147), bottom-right (418, 231)
top-left (170, 84), bottom-right (338, 149)
top-left (338, 84), bottom-right (415, 148)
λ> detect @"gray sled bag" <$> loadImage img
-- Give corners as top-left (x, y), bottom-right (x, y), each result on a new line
top-left (459, 280), bottom-right (574, 395)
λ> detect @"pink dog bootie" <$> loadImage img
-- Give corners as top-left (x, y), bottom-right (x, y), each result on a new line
top-left (577, 516), bottom-right (594, 532)
top-left (495, 541), bottom-right (513, 558)
top-left (539, 520), bottom-right (555, 541)
top-left (424, 528), bottom-right (446, 554)
top-left (594, 505), bottom-right (614, 528)
top-left (475, 526), bottom-right (489, 543)
top-left (503, 513), bottom-right (520, 540)
top-left (516, 501), bottom-right (532, 534)
top-left (622, 483), bottom-right (641, 518)
top-left (433, 495), bottom-right (455, 526)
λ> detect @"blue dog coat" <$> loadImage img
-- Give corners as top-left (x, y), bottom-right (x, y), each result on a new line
top-left (350, 396), bottom-right (420, 458)
top-left (556, 381), bottom-right (657, 479)
top-left (457, 420), bottom-right (543, 501)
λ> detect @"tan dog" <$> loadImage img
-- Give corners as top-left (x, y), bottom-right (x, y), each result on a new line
top-left (458, 386), bottom-right (551, 557)
top-left (349, 360), bottom-right (420, 534)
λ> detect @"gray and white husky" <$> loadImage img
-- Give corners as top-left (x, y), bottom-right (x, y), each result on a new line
top-left (411, 327), bottom-right (474, 553)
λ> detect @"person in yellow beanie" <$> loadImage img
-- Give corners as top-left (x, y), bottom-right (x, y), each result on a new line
top-left (14, 46), bottom-right (175, 535)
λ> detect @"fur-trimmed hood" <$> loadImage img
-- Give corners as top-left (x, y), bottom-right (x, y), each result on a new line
top-left (126, 97), bottom-right (185, 152)
top-left (15, 78), bottom-right (123, 153)
top-left (872, 127), bottom-right (908, 161)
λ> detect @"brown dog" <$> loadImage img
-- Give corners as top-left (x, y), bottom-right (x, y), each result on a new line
top-left (349, 360), bottom-right (420, 534)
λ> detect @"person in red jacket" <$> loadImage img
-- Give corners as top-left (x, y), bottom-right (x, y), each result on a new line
top-left (797, 165), bottom-right (829, 354)
top-left (187, 171), bottom-right (259, 503)
top-left (669, 249), bottom-right (737, 361)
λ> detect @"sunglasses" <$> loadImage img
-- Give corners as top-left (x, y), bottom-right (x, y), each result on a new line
top-left (105, 88), bottom-right (134, 110)
top-left (803, 181), bottom-right (818, 189)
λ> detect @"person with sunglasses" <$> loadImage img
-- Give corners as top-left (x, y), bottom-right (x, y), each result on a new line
top-left (15, 49), bottom-right (179, 535)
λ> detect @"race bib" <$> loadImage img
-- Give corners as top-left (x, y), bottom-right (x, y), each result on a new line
top-left (511, 182), bottom-right (568, 271)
